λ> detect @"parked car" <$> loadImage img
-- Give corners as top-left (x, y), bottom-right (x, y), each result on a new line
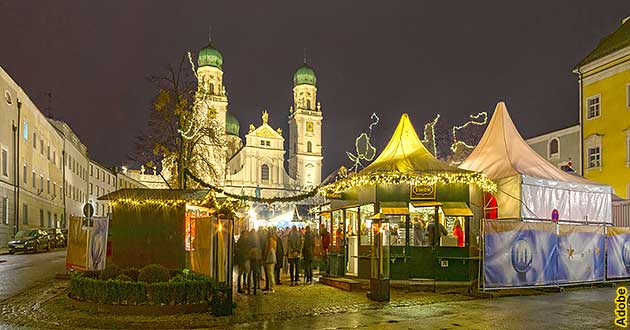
top-left (7, 229), bottom-right (51, 254)
top-left (46, 228), bottom-right (66, 248)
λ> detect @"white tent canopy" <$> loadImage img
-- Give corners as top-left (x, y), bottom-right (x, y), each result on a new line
top-left (460, 102), bottom-right (612, 223)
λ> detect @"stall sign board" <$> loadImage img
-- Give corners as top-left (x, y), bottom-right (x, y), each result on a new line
top-left (410, 184), bottom-right (436, 200)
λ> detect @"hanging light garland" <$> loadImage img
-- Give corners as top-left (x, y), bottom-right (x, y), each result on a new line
top-left (185, 168), bottom-right (321, 203)
top-left (347, 113), bottom-right (379, 173)
top-left (107, 190), bottom-right (245, 216)
top-left (320, 171), bottom-right (497, 195)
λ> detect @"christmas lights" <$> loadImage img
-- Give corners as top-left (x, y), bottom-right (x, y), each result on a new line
top-left (347, 113), bottom-right (379, 172)
top-left (450, 112), bottom-right (488, 152)
top-left (421, 114), bottom-right (440, 156)
top-left (320, 171), bottom-right (497, 195)
top-left (107, 190), bottom-right (244, 216)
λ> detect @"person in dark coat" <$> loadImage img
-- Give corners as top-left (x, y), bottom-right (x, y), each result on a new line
top-left (427, 217), bottom-right (448, 247)
top-left (235, 230), bottom-right (248, 293)
top-left (274, 228), bottom-right (285, 285)
top-left (302, 226), bottom-right (315, 283)
top-left (320, 226), bottom-right (331, 275)
top-left (247, 228), bottom-right (262, 295)
top-left (287, 225), bottom-right (302, 286)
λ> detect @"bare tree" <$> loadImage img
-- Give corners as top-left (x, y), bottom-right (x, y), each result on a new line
top-left (133, 55), bottom-right (224, 188)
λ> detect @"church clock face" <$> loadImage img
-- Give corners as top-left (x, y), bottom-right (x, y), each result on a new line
top-left (306, 121), bottom-right (314, 132)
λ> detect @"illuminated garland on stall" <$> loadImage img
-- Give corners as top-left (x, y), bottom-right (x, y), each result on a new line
top-left (107, 190), bottom-right (244, 216)
top-left (320, 171), bottom-right (497, 195)
top-left (185, 168), bottom-right (321, 203)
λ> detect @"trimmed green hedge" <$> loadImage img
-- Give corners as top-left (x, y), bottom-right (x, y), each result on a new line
top-left (70, 270), bottom-right (214, 305)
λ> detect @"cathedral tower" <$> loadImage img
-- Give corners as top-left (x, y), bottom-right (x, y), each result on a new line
top-left (288, 62), bottom-right (323, 188)
top-left (195, 41), bottom-right (228, 185)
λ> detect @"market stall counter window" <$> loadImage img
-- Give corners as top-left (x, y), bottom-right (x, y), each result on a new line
top-left (409, 202), bottom-right (441, 247)
top-left (331, 210), bottom-right (343, 252)
top-left (439, 202), bottom-right (473, 248)
top-left (360, 204), bottom-right (375, 246)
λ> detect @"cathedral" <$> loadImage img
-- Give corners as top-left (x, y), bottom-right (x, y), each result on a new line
top-left (175, 41), bottom-right (323, 199)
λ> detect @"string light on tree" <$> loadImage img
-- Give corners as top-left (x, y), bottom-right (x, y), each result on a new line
top-left (450, 112), bottom-right (488, 152)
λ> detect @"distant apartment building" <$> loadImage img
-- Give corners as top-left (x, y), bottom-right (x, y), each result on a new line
top-left (574, 16), bottom-right (630, 198)
top-left (49, 119), bottom-right (89, 223)
top-left (526, 125), bottom-right (582, 175)
top-left (0, 66), bottom-right (65, 247)
top-left (88, 160), bottom-right (116, 217)
top-left (123, 165), bottom-right (169, 189)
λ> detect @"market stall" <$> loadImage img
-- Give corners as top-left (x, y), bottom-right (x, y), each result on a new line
top-left (320, 114), bottom-right (496, 282)
top-left (459, 102), bottom-right (613, 289)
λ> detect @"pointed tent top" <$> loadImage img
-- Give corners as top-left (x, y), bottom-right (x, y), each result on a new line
top-left (360, 113), bottom-right (469, 175)
top-left (460, 102), bottom-right (592, 183)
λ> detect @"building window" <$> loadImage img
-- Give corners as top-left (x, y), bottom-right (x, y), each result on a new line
top-left (47, 145), bottom-right (50, 160)
top-left (47, 211), bottom-right (52, 228)
top-left (47, 178), bottom-right (50, 194)
top-left (40, 139), bottom-right (43, 155)
top-left (52, 150), bottom-right (56, 165)
top-left (266, 141), bottom-right (270, 146)
top-left (39, 208), bottom-right (44, 227)
top-left (1, 147), bottom-right (8, 177)
top-left (209, 83), bottom-right (215, 95)
top-left (22, 204), bottom-right (28, 225)
top-left (32, 171), bottom-right (36, 189)
top-left (33, 132), bottom-right (37, 148)
top-left (587, 147), bottom-right (601, 169)
top-left (261, 164), bottom-right (270, 181)
top-left (260, 140), bottom-right (265, 146)
top-left (586, 95), bottom-right (601, 119)
top-left (53, 182), bottom-right (56, 197)
top-left (90, 164), bottom-right (93, 176)
top-left (2, 197), bottom-right (8, 225)
top-left (307, 99), bottom-right (311, 110)
top-left (40, 175), bottom-right (44, 192)
top-left (548, 138), bottom-right (559, 159)
top-left (23, 164), bottom-right (27, 184)
top-left (90, 183), bottom-right (93, 194)
top-left (307, 141), bottom-right (313, 153)
top-left (23, 121), bottom-right (28, 140)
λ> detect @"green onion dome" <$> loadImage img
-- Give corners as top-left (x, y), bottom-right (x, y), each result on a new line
top-left (293, 64), bottom-right (316, 87)
top-left (198, 43), bottom-right (223, 69)
top-left (226, 112), bottom-right (240, 136)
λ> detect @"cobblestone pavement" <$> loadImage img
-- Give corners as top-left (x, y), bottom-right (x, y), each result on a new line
top-left (0, 273), bottom-right (474, 329)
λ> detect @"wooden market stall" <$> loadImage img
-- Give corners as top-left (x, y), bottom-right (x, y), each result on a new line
top-left (319, 114), bottom-right (496, 283)
top-left (98, 189), bottom-right (239, 283)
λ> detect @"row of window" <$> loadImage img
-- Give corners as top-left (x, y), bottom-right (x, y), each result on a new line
top-left (89, 164), bottom-right (113, 185)
top-left (20, 203), bottom-right (61, 228)
top-left (585, 131), bottom-right (630, 169)
top-left (90, 183), bottom-right (111, 197)
top-left (65, 180), bottom-right (86, 203)
top-left (22, 122), bottom-right (63, 170)
top-left (585, 84), bottom-right (630, 119)
top-left (67, 153), bottom-right (87, 181)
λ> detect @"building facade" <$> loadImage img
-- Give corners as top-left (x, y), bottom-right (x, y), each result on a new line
top-left (0, 66), bottom-right (65, 247)
top-left (88, 160), bottom-right (116, 217)
top-left (574, 16), bottom-right (630, 198)
top-left (49, 119), bottom-right (89, 223)
top-left (525, 125), bottom-right (581, 175)
top-left (164, 41), bottom-right (324, 198)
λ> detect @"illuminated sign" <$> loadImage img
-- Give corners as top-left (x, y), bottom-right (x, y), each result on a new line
top-left (410, 184), bottom-right (436, 200)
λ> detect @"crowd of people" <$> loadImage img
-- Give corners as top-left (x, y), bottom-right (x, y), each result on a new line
top-left (235, 225), bottom-right (331, 295)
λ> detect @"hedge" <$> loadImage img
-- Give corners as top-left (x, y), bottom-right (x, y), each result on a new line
top-left (70, 271), bottom-right (214, 305)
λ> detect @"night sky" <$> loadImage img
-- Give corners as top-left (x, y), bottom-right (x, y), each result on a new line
top-left (1, 1), bottom-right (628, 176)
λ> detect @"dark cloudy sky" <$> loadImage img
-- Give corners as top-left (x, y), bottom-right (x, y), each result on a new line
top-left (1, 1), bottom-right (628, 176)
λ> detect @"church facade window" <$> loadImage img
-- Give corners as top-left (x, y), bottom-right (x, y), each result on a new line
top-left (261, 164), bottom-right (270, 181)
top-left (307, 141), bottom-right (312, 153)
